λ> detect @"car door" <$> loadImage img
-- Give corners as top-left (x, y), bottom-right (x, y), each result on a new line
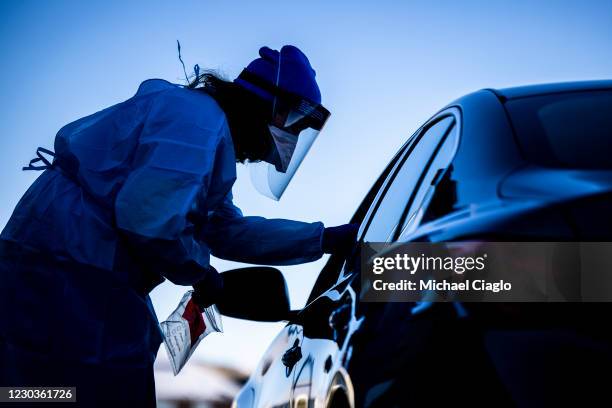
top-left (346, 110), bottom-right (469, 407)
top-left (285, 110), bottom-right (461, 408)
top-left (277, 137), bottom-right (419, 408)
top-left (241, 124), bottom-right (414, 408)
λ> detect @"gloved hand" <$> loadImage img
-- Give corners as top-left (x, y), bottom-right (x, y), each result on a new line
top-left (322, 223), bottom-right (360, 256)
top-left (192, 265), bottom-right (224, 309)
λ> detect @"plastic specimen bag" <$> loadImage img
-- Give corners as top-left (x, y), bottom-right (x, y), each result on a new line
top-left (160, 290), bottom-right (223, 375)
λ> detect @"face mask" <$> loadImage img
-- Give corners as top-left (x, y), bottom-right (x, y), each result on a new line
top-left (268, 125), bottom-right (298, 173)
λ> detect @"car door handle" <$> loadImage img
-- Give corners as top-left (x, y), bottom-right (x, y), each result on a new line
top-left (282, 339), bottom-right (302, 372)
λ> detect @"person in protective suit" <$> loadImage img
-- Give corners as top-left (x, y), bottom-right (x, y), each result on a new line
top-left (0, 45), bottom-right (357, 406)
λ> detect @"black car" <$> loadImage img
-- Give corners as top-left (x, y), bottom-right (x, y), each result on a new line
top-left (224, 80), bottom-right (612, 407)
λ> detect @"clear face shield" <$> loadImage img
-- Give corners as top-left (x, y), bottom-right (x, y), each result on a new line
top-left (249, 85), bottom-right (331, 200)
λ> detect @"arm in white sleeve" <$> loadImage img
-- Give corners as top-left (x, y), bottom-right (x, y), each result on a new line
top-left (200, 193), bottom-right (325, 266)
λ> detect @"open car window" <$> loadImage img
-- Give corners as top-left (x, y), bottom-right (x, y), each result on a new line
top-left (305, 136), bottom-right (414, 304)
top-left (306, 111), bottom-right (460, 304)
top-left (361, 116), bottom-right (455, 243)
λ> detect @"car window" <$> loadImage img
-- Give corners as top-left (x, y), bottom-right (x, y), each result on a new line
top-left (306, 139), bottom-right (413, 304)
top-left (362, 116), bottom-right (455, 243)
top-left (505, 90), bottom-right (612, 169)
top-left (397, 121), bottom-right (459, 239)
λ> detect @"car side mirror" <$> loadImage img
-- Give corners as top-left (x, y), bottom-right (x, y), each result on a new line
top-left (217, 267), bottom-right (291, 322)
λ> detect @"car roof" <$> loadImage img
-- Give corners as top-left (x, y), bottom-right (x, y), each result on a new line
top-left (490, 79), bottom-right (612, 100)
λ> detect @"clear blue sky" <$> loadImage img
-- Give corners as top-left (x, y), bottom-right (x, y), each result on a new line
top-left (1, 0), bottom-right (611, 371)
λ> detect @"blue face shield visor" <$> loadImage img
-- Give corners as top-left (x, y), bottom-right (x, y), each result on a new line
top-left (237, 70), bottom-right (331, 200)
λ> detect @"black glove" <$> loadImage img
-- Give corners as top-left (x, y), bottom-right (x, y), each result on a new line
top-left (322, 223), bottom-right (360, 256)
top-left (192, 265), bottom-right (224, 309)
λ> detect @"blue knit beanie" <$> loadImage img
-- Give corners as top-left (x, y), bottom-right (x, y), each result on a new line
top-left (234, 45), bottom-right (321, 104)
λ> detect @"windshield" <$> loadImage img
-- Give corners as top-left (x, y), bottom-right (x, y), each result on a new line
top-left (505, 90), bottom-right (612, 169)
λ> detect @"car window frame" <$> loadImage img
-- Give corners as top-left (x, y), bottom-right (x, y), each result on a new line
top-left (394, 108), bottom-right (462, 240)
top-left (359, 110), bottom-right (459, 243)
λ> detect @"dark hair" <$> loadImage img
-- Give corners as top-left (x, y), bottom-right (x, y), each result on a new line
top-left (187, 72), bottom-right (273, 163)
